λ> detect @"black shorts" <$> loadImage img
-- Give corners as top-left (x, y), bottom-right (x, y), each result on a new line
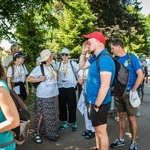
top-left (87, 102), bottom-right (111, 127)
top-left (145, 70), bottom-right (148, 77)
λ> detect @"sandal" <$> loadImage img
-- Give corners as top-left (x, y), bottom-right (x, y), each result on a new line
top-left (32, 134), bottom-right (42, 144)
top-left (58, 122), bottom-right (69, 130)
top-left (82, 130), bottom-right (90, 136)
top-left (85, 132), bottom-right (95, 139)
top-left (72, 122), bottom-right (77, 131)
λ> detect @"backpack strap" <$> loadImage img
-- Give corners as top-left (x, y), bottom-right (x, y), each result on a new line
top-left (96, 53), bottom-right (110, 72)
top-left (127, 52), bottom-right (137, 74)
top-left (70, 60), bottom-right (78, 80)
top-left (50, 64), bottom-right (54, 70)
top-left (40, 63), bottom-right (45, 76)
top-left (127, 52), bottom-right (133, 67)
top-left (58, 61), bottom-right (62, 71)
top-left (96, 53), bottom-right (114, 87)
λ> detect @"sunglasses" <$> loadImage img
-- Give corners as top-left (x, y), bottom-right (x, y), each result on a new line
top-left (61, 53), bottom-right (68, 56)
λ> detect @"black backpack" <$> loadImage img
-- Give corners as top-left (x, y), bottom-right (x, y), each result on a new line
top-left (96, 53), bottom-right (130, 97)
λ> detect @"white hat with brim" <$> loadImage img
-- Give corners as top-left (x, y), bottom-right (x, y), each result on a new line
top-left (61, 48), bottom-right (70, 54)
top-left (40, 49), bottom-right (51, 62)
top-left (129, 91), bottom-right (141, 108)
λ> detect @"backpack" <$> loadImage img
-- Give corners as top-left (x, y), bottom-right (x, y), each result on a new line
top-left (0, 80), bottom-right (30, 145)
top-left (96, 53), bottom-right (130, 98)
top-left (10, 89), bottom-right (30, 145)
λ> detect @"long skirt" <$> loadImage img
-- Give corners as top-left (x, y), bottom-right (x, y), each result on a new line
top-left (34, 96), bottom-right (58, 140)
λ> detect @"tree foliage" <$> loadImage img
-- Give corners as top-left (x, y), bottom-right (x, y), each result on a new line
top-left (89, 0), bottom-right (147, 54)
top-left (53, 0), bottom-right (96, 58)
top-left (0, 0), bottom-right (150, 65)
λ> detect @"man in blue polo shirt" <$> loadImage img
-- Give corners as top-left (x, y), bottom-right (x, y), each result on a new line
top-left (110, 39), bottom-right (143, 150)
top-left (79, 31), bottom-right (115, 150)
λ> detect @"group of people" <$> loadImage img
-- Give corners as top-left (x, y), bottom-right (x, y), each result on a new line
top-left (79, 32), bottom-right (144, 150)
top-left (28, 48), bottom-right (79, 143)
top-left (0, 31), bottom-right (145, 150)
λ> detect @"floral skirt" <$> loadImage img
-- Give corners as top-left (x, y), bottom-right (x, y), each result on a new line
top-left (34, 96), bottom-right (58, 139)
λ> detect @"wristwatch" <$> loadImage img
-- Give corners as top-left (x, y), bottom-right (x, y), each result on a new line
top-left (94, 104), bottom-right (100, 109)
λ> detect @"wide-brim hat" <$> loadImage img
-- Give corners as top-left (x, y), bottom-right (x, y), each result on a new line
top-left (40, 49), bottom-right (51, 62)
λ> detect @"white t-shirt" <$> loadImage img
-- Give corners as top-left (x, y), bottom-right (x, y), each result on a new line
top-left (29, 65), bottom-right (59, 98)
top-left (57, 60), bottom-right (79, 88)
top-left (6, 65), bottom-right (28, 94)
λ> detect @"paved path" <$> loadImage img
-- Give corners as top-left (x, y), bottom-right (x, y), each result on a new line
top-left (17, 84), bottom-right (150, 150)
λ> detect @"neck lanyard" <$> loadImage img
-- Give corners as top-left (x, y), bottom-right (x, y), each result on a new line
top-left (15, 65), bottom-right (22, 79)
top-left (61, 62), bottom-right (68, 77)
top-left (46, 65), bottom-right (56, 80)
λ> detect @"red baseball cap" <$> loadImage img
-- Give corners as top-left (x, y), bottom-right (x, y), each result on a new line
top-left (83, 31), bottom-right (106, 45)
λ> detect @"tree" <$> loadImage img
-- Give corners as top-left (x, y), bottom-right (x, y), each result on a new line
top-left (143, 14), bottom-right (150, 56)
top-left (53, 0), bottom-right (96, 58)
top-left (89, 0), bottom-right (147, 54)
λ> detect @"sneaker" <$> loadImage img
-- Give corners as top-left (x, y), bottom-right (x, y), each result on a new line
top-left (72, 122), bottom-right (77, 131)
top-left (114, 116), bottom-right (119, 122)
top-left (129, 142), bottom-right (137, 150)
top-left (110, 138), bottom-right (125, 148)
top-left (58, 122), bottom-right (68, 130)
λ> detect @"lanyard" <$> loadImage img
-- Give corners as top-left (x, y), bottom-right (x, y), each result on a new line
top-left (46, 65), bottom-right (57, 81)
top-left (61, 62), bottom-right (68, 77)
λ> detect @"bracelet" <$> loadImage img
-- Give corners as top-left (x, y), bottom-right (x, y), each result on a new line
top-left (82, 53), bottom-right (86, 55)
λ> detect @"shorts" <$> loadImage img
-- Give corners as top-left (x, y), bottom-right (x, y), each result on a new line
top-left (87, 102), bottom-right (111, 127)
top-left (145, 70), bottom-right (148, 77)
top-left (114, 92), bottom-right (137, 116)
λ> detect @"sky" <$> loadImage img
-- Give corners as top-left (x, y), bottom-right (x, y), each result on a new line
top-left (0, 0), bottom-right (150, 50)
top-left (138, 0), bottom-right (149, 16)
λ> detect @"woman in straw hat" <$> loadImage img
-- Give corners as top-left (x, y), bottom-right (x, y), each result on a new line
top-left (27, 49), bottom-right (59, 143)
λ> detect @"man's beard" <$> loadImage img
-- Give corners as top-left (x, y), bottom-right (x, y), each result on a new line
top-left (89, 51), bottom-right (94, 55)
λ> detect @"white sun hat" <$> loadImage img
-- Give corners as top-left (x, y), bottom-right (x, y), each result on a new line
top-left (129, 91), bottom-right (141, 108)
top-left (40, 49), bottom-right (51, 62)
top-left (61, 48), bottom-right (70, 54)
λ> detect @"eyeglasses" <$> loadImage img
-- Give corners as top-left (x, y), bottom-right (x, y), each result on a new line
top-left (61, 53), bottom-right (68, 56)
